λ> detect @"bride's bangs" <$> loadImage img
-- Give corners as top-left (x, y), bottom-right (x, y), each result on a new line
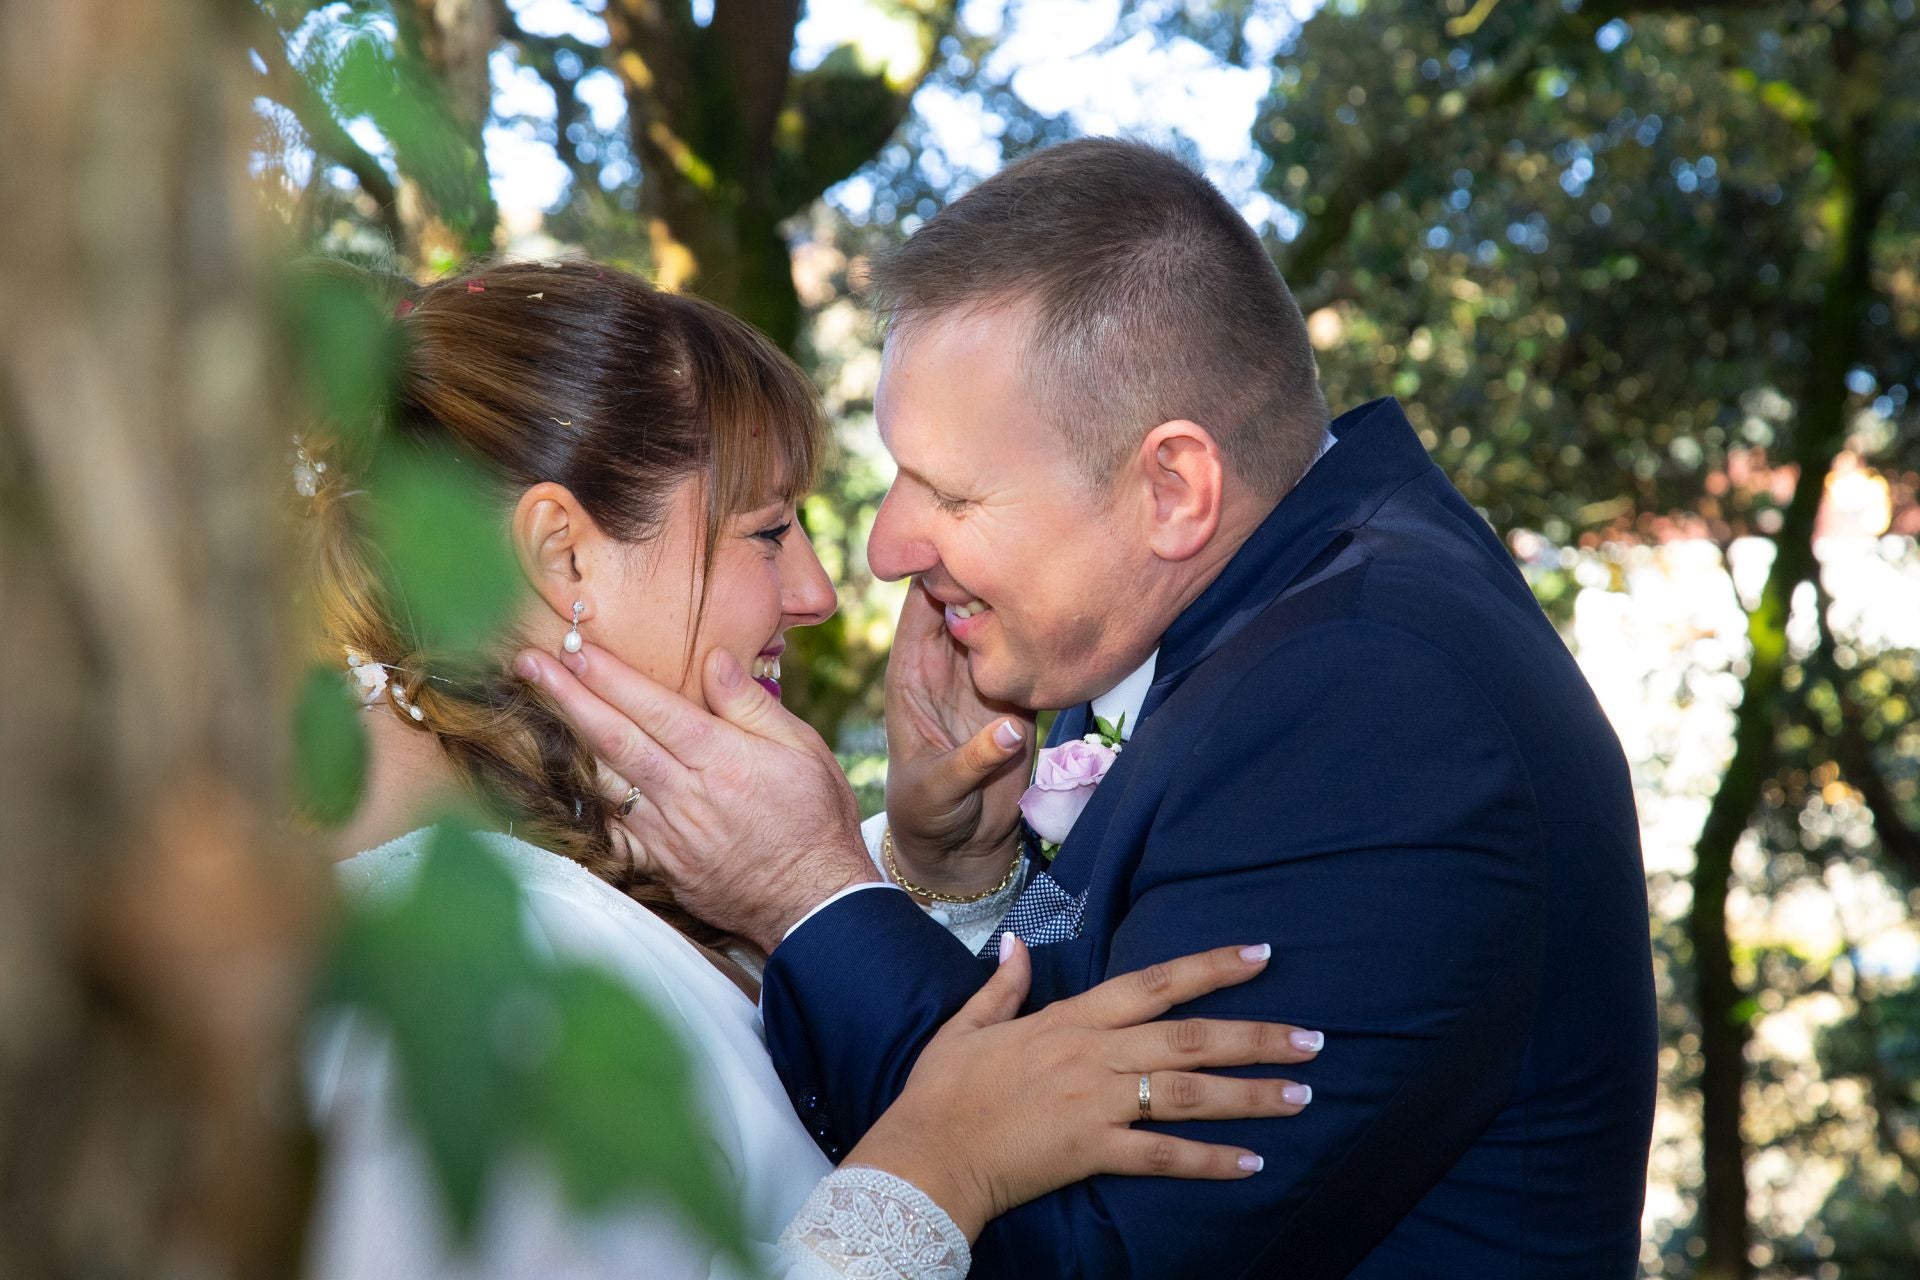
top-left (684, 305), bottom-right (824, 521)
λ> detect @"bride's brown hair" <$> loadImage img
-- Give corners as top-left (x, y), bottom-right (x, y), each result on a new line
top-left (300, 260), bottom-right (822, 949)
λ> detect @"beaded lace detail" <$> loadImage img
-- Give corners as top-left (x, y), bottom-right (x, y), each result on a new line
top-left (778, 1166), bottom-right (969, 1280)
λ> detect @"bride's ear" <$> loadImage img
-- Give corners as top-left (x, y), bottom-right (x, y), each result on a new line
top-left (512, 482), bottom-right (598, 617)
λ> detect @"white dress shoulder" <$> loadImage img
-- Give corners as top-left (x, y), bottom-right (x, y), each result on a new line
top-left (304, 828), bottom-right (973, 1280)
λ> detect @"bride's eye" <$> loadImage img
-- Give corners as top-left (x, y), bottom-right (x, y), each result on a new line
top-left (752, 520), bottom-right (792, 547)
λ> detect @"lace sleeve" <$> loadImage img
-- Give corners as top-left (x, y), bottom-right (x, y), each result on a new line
top-left (776, 1166), bottom-right (970, 1280)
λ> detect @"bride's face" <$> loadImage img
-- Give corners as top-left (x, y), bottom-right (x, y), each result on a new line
top-left (590, 477), bottom-right (837, 708)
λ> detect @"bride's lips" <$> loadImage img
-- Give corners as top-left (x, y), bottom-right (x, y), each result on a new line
top-left (752, 645), bottom-right (783, 700)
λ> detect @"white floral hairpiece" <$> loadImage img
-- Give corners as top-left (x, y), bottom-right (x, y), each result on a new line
top-left (291, 434), bottom-right (328, 499)
top-left (345, 646), bottom-right (426, 722)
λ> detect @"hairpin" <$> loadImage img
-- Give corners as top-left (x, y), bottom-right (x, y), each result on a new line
top-left (345, 647), bottom-right (427, 722)
top-left (467, 281), bottom-right (486, 294)
top-left (290, 434), bottom-right (328, 499)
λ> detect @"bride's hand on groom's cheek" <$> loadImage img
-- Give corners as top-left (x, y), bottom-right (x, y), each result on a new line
top-left (513, 642), bottom-right (879, 951)
top-left (844, 938), bottom-right (1321, 1241)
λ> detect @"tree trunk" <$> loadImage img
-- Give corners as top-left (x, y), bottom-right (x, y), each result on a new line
top-left (0, 0), bottom-right (320, 1274)
top-left (604, 0), bottom-right (954, 351)
top-left (394, 0), bottom-right (500, 263)
top-left (1684, 43), bottom-right (1884, 1276)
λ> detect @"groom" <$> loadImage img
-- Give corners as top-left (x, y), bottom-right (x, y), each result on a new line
top-left (533, 139), bottom-right (1656, 1277)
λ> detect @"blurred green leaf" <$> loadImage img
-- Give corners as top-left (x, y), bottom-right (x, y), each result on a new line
top-left (331, 33), bottom-right (494, 252)
top-left (293, 663), bottom-right (368, 825)
top-left (276, 265), bottom-right (402, 445)
top-left (367, 444), bottom-right (518, 652)
top-left (318, 823), bottom-right (747, 1254)
top-left (527, 965), bottom-right (747, 1256)
top-left (319, 823), bottom-right (535, 1234)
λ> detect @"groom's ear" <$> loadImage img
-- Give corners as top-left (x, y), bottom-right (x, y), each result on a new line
top-left (1129, 419), bottom-right (1225, 563)
top-left (511, 481), bottom-right (600, 612)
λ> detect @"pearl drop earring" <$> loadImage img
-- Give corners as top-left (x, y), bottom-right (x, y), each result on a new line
top-left (562, 600), bottom-right (585, 654)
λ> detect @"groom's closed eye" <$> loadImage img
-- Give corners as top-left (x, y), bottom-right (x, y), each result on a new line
top-left (927, 488), bottom-right (972, 515)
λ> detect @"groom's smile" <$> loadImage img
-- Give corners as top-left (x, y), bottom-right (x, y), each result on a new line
top-left (933, 590), bottom-right (993, 641)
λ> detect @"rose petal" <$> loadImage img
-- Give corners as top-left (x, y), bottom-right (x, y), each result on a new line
top-left (1019, 779), bottom-right (1098, 845)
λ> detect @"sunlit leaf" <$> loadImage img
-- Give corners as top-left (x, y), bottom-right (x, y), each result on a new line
top-left (293, 663), bottom-right (368, 825)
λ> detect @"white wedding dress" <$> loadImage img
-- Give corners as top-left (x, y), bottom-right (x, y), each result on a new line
top-left (303, 826), bottom-right (1010, 1280)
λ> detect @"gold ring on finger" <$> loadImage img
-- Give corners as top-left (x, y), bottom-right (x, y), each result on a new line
top-left (616, 785), bottom-right (642, 818)
top-left (1138, 1072), bottom-right (1153, 1122)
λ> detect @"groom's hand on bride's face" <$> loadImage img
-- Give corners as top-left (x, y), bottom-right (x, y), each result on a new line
top-left (513, 643), bottom-right (879, 952)
top-left (883, 580), bottom-right (1035, 895)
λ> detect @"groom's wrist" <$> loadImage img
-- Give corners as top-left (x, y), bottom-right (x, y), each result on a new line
top-left (758, 862), bottom-right (889, 953)
top-left (883, 826), bottom-right (1023, 900)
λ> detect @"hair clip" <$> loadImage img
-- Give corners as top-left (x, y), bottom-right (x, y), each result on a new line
top-left (527, 292), bottom-right (544, 300)
top-left (345, 647), bottom-right (427, 722)
top-left (290, 434), bottom-right (328, 499)
top-left (394, 298), bottom-right (416, 317)
top-left (467, 280), bottom-right (486, 294)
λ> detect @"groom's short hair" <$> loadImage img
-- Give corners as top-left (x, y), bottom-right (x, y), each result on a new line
top-left (867, 138), bottom-right (1329, 499)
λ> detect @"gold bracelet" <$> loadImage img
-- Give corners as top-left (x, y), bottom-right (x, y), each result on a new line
top-left (881, 826), bottom-right (1024, 905)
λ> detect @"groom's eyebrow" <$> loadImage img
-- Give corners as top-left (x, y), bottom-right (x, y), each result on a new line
top-left (892, 460), bottom-right (971, 499)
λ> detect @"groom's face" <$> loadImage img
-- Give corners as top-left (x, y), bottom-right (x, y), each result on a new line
top-left (867, 305), bottom-right (1155, 708)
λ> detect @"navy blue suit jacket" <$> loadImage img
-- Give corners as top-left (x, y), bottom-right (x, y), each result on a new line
top-left (762, 398), bottom-right (1657, 1278)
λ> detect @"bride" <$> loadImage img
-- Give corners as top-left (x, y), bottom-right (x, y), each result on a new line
top-left (298, 259), bottom-right (1323, 1279)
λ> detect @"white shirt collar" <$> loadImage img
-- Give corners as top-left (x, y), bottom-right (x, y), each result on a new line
top-left (1089, 649), bottom-right (1157, 738)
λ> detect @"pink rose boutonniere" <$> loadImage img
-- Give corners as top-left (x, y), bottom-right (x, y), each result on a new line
top-left (1017, 713), bottom-right (1127, 858)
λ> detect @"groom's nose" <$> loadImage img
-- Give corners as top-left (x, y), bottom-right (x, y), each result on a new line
top-left (866, 483), bottom-right (936, 583)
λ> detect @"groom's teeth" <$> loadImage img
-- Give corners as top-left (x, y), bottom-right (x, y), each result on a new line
top-left (751, 656), bottom-right (782, 680)
top-left (953, 599), bottom-right (989, 618)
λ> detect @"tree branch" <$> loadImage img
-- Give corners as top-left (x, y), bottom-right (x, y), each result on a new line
top-left (1812, 577), bottom-right (1920, 885)
top-left (710, 0), bottom-right (803, 169)
top-left (774, 0), bottom-right (960, 212)
top-left (247, 15), bottom-right (403, 240)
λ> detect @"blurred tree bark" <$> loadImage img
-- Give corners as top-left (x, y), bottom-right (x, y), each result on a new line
top-left (0, 0), bottom-right (319, 1275)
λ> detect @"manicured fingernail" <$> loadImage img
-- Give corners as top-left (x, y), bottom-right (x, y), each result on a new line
top-left (1289, 1030), bottom-right (1324, 1053)
top-left (993, 720), bottom-right (1024, 750)
top-left (560, 649), bottom-right (586, 675)
top-left (513, 653), bottom-right (539, 681)
top-left (1239, 943), bottom-right (1271, 964)
top-left (998, 933), bottom-right (1016, 964)
top-left (1236, 1154), bottom-right (1264, 1173)
top-left (1282, 1084), bottom-right (1312, 1106)
top-left (714, 649), bottom-right (743, 688)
